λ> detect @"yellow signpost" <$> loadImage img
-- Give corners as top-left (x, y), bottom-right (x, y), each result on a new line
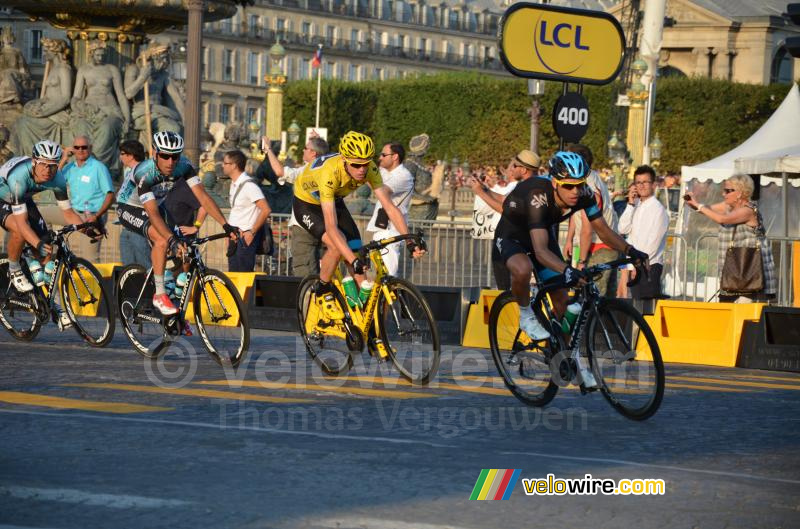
top-left (499, 2), bottom-right (625, 85)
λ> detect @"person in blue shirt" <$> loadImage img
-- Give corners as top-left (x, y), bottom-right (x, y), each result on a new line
top-left (0, 140), bottom-right (88, 328)
top-left (117, 131), bottom-right (237, 316)
top-left (60, 134), bottom-right (115, 261)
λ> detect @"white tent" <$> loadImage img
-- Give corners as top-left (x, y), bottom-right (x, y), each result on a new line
top-left (681, 83), bottom-right (800, 183)
top-left (735, 145), bottom-right (800, 185)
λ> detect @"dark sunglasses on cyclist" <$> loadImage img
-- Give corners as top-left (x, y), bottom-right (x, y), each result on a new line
top-left (157, 152), bottom-right (181, 161)
top-left (559, 182), bottom-right (585, 191)
top-left (348, 161), bottom-right (370, 168)
top-left (73, 145), bottom-right (89, 150)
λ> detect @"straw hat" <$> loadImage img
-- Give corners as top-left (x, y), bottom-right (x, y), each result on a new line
top-left (515, 150), bottom-right (541, 170)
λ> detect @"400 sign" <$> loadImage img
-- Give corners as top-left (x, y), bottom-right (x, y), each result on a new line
top-left (552, 92), bottom-right (589, 144)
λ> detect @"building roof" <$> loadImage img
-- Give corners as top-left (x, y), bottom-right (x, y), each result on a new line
top-left (690, 0), bottom-right (787, 20)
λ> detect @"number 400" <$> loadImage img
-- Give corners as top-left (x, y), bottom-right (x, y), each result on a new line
top-left (557, 107), bottom-right (589, 126)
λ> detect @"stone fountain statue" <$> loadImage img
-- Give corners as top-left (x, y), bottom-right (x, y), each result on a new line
top-left (10, 38), bottom-right (73, 157)
top-left (0, 26), bottom-right (31, 124)
top-left (124, 43), bottom-right (184, 147)
top-left (70, 39), bottom-right (130, 175)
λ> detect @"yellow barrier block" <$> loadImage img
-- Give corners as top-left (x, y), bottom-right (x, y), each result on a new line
top-left (64, 267), bottom-right (107, 317)
top-left (92, 262), bottom-right (122, 279)
top-left (636, 300), bottom-right (765, 367)
top-left (184, 272), bottom-right (263, 327)
top-left (462, 289), bottom-right (503, 349)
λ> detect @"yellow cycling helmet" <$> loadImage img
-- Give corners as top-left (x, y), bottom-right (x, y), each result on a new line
top-left (339, 131), bottom-right (375, 162)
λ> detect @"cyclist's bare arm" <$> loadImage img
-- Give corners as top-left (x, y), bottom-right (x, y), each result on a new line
top-left (190, 184), bottom-right (229, 227)
top-left (60, 205), bottom-right (84, 227)
top-left (530, 228), bottom-right (568, 273)
top-left (373, 185), bottom-right (425, 257)
top-left (320, 201), bottom-right (357, 264)
top-left (142, 199), bottom-right (173, 240)
top-left (9, 211), bottom-right (44, 248)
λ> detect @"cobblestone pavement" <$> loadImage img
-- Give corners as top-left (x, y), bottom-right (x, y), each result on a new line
top-left (0, 327), bottom-right (798, 529)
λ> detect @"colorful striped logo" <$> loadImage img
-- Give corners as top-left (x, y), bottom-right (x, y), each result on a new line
top-left (469, 469), bottom-right (521, 500)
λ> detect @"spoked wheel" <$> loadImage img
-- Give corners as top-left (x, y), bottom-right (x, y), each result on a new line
top-left (586, 298), bottom-right (665, 421)
top-left (296, 275), bottom-right (354, 377)
top-left (488, 291), bottom-right (558, 407)
top-left (60, 258), bottom-right (115, 347)
top-left (377, 277), bottom-right (440, 385)
top-left (0, 261), bottom-right (42, 341)
top-left (192, 269), bottom-right (249, 367)
top-left (117, 264), bottom-right (171, 358)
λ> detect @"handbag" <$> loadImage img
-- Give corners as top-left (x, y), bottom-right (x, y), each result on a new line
top-left (720, 223), bottom-right (764, 294)
top-left (231, 179), bottom-right (274, 256)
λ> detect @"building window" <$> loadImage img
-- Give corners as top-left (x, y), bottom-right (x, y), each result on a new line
top-left (27, 29), bottom-right (43, 64)
top-left (771, 47), bottom-right (793, 84)
top-left (223, 50), bottom-right (234, 82)
top-left (247, 51), bottom-right (259, 85)
top-left (277, 18), bottom-right (286, 34)
top-left (302, 21), bottom-right (312, 38)
top-left (326, 25), bottom-right (335, 44)
top-left (300, 58), bottom-right (310, 80)
top-left (374, 67), bottom-right (383, 80)
top-left (350, 28), bottom-right (359, 48)
top-left (220, 17), bottom-right (233, 34)
top-left (448, 10), bottom-right (459, 30)
top-left (220, 104), bottom-right (232, 123)
top-left (324, 61), bottom-right (333, 78)
top-left (248, 14), bottom-right (260, 36)
top-left (246, 107), bottom-right (258, 124)
top-left (348, 63), bottom-right (358, 81)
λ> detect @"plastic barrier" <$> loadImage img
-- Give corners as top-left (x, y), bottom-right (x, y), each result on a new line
top-left (184, 272), bottom-right (260, 325)
top-left (462, 289), bottom-right (504, 349)
top-left (738, 307), bottom-right (800, 372)
top-left (417, 285), bottom-right (472, 346)
top-left (636, 300), bottom-right (765, 367)
top-left (248, 275), bottom-right (302, 332)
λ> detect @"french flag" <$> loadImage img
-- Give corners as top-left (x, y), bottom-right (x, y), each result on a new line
top-left (311, 46), bottom-right (323, 68)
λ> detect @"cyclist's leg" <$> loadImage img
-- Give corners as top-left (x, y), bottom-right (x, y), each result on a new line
top-left (2, 201), bottom-right (48, 291)
top-left (333, 200), bottom-right (364, 282)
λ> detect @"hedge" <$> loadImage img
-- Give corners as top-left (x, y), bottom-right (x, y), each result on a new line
top-left (283, 73), bottom-right (792, 173)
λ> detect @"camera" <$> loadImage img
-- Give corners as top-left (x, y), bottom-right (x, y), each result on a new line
top-left (683, 193), bottom-right (691, 201)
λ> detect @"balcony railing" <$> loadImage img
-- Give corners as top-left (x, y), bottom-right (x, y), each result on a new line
top-left (204, 24), bottom-right (504, 72)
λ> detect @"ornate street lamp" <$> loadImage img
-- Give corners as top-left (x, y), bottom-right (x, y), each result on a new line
top-left (249, 120), bottom-right (264, 161)
top-left (527, 79), bottom-right (546, 154)
top-left (286, 119), bottom-right (301, 162)
top-left (649, 133), bottom-right (663, 168)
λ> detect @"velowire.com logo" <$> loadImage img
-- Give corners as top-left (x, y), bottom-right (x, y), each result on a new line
top-left (469, 469), bottom-right (521, 501)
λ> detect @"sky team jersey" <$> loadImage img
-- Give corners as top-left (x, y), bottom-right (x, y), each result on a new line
top-left (494, 176), bottom-right (601, 243)
top-left (0, 157), bottom-right (69, 206)
top-left (117, 156), bottom-right (198, 207)
top-left (293, 153), bottom-right (383, 205)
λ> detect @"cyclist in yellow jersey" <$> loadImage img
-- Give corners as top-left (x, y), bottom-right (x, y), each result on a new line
top-left (292, 131), bottom-right (425, 290)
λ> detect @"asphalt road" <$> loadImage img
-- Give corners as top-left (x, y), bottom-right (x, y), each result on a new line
top-left (1, 327), bottom-right (799, 529)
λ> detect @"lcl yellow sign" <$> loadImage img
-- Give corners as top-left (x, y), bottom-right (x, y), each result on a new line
top-left (499, 3), bottom-right (625, 85)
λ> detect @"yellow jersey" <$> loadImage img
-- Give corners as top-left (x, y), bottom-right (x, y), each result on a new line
top-left (293, 153), bottom-right (383, 205)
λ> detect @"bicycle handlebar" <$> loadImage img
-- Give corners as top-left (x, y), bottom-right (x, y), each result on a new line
top-left (358, 231), bottom-right (425, 258)
top-left (192, 232), bottom-right (231, 246)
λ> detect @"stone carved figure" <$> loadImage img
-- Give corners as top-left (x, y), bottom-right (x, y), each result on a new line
top-left (124, 44), bottom-right (184, 146)
top-left (0, 27), bottom-right (30, 107)
top-left (0, 125), bottom-right (13, 165)
top-left (11, 38), bottom-right (73, 157)
top-left (71, 40), bottom-right (130, 176)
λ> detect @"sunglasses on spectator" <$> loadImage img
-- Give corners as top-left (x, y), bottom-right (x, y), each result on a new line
top-left (379, 152), bottom-right (392, 158)
top-left (73, 145), bottom-right (89, 150)
top-left (722, 188), bottom-right (736, 194)
top-left (157, 152), bottom-right (181, 161)
top-left (348, 161), bottom-right (370, 168)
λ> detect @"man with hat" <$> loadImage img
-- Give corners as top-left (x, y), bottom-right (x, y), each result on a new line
top-left (469, 150), bottom-right (540, 289)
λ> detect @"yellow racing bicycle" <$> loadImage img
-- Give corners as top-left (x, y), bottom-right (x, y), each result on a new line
top-left (297, 232), bottom-right (440, 384)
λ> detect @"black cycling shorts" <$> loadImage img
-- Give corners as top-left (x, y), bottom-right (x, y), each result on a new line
top-left (117, 203), bottom-right (178, 241)
top-left (492, 229), bottom-right (564, 283)
top-left (293, 197), bottom-right (362, 250)
top-left (0, 199), bottom-right (48, 239)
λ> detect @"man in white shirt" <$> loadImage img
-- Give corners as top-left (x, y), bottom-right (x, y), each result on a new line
top-left (262, 135), bottom-right (329, 277)
top-left (366, 142), bottom-right (414, 276)
top-left (469, 149), bottom-right (540, 289)
top-left (224, 150), bottom-right (271, 272)
top-left (617, 164), bottom-right (669, 300)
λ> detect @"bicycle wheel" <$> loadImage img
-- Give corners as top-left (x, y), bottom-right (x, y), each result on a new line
top-left (117, 264), bottom-right (171, 358)
top-left (586, 298), bottom-right (665, 421)
top-left (488, 291), bottom-right (558, 407)
top-left (60, 258), bottom-right (115, 347)
top-left (377, 277), bottom-right (440, 385)
top-left (0, 260), bottom-right (42, 341)
top-left (296, 275), bottom-right (354, 377)
top-left (192, 269), bottom-right (249, 367)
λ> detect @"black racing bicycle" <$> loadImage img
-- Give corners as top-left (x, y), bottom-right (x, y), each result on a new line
top-left (116, 232), bottom-right (249, 366)
top-left (488, 257), bottom-right (665, 421)
top-left (0, 222), bottom-right (115, 346)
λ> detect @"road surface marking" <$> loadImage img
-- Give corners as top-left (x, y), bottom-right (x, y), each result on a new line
top-left (0, 391), bottom-right (171, 414)
top-left (669, 376), bottom-right (800, 391)
top-left (64, 383), bottom-right (313, 404)
top-left (0, 485), bottom-right (189, 508)
top-left (196, 379), bottom-right (439, 399)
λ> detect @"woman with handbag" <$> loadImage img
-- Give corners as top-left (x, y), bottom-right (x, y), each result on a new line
top-left (684, 174), bottom-right (776, 302)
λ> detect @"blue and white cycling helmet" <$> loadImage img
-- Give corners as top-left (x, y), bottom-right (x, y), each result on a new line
top-left (549, 151), bottom-right (588, 184)
top-left (32, 139), bottom-right (63, 162)
top-left (153, 130), bottom-right (184, 154)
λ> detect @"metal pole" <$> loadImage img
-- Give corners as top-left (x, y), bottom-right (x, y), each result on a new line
top-left (184, 0), bottom-right (204, 166)
top-left (782, 171), bottom-right (789, 304)
top-left (315, 44), bottom-right (323, 128)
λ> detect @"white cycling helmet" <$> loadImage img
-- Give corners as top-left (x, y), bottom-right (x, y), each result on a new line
top-left (32, 139), bottom-right (63, 162)
top-left (153, 130), bottom-right (184, 154)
